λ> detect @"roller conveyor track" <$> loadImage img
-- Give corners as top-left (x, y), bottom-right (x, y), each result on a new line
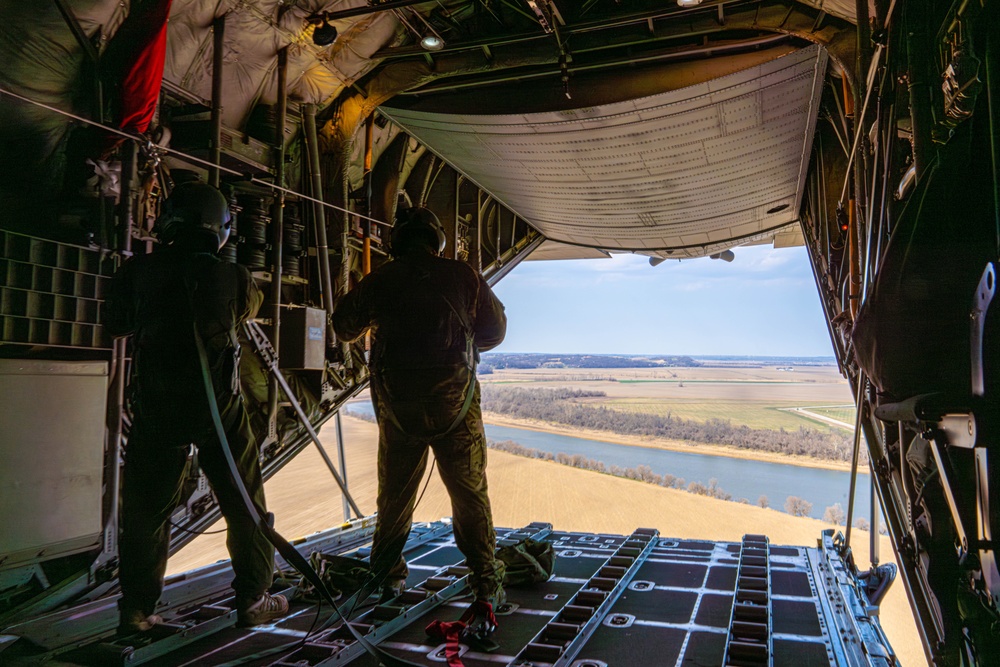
top-left (723, 534), bottom-right (773, 667)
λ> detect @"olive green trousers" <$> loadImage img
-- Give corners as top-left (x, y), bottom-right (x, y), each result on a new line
top-left (118, 396), bottom-right (274, 616)
top-left (369, 384), bottom-right (505, 602)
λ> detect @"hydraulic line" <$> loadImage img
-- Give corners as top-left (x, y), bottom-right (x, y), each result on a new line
top-left (267, 47), bottom-right (288, 434)
top-left (302, 103), bottom-right (337, 324)
top-left (209, 15), bottom-right (225, 188)
top-left (363, 114), bottom-right (374, 276)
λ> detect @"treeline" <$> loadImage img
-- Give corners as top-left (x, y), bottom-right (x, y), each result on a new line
top-left (481, 386), bottom-right (857, 462)
top-left (481, 353), bottom-right (701, 369)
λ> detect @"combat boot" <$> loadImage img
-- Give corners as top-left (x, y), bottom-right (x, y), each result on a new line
top-left (237, 593), bottom-right (289, 627)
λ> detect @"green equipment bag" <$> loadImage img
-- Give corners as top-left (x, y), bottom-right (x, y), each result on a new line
top-left (297, 553), bottom-right (372, 601)
top-left (497, 539), bottom-right (555, 587)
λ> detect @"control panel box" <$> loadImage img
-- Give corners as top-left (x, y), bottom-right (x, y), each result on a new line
top-left (279, 306), bottom-right (325, 370)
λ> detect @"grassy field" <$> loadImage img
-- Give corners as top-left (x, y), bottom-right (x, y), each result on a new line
top-left (483, 364), bottom-right (854, 433)
top-left (580, 398), bottom-right (844, 432)
top-left (806, 405), bottom-right (857, 423)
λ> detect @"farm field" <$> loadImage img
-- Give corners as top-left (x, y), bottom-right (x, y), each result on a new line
top-left (482, 364), bottom-right (855, 433)
top-left (805, 405), bottom-right (858, 423)
top-left (581, 398), bottom-right (843, 432)
top-left (167, 414), bottom-right (923, 666)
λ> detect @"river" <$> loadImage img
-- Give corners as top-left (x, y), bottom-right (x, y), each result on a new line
top-left (344, 402), bottom-right (873, 522)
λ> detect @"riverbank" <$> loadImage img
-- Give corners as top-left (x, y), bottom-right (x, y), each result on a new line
top-left (169, 415), bottom-right (920, 665)
top-left (482, 412), bottom-right (862, 474)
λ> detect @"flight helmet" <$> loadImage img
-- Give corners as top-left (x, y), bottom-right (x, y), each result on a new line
top-left (155, 182), bottom-right (233, 250)
top-left (390, 206), bottom-right (446, 256)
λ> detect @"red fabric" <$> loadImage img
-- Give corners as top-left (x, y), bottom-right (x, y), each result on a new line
top-left (117, 0), bottom-right (174, 135)
top-left (425, 619), bottom-right (466, 667)
top-left (424, 600), bottom-right (498, 667)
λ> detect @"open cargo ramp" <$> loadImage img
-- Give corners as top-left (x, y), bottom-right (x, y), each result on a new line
top-left (1, 521), bottom-right (897, 666)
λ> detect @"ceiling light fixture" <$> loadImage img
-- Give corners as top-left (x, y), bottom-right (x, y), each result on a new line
top-left (676, 0), bottom-right (704, 6)
top-left (309, 15), bottom-right (338, 47)
top-left (420, 34), bottom-right (445, 51)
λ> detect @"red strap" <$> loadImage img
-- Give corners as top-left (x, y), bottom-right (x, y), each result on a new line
top-left (118, 0), bottom-right (174, 135)
top-left (425, 620), bottom-right (466, 667)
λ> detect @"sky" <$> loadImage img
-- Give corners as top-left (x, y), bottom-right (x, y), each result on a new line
top-left (490, 245), bottom-right (834, 357)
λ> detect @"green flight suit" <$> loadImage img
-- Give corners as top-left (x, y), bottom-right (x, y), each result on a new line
top-left (333, 249), bottom-right (507, 601)
top-left (105, 239), bottom-right (273, 616)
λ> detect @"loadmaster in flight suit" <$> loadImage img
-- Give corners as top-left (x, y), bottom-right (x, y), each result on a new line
top-left (105, 182), bottom-right (288, 634)
top-left (333, 207), bottom-right (508, 610)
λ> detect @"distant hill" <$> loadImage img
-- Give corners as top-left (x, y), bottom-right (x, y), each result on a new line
top-left (480, 353), bottom-right (838, 371)
top-left (481, 353), bottom-right (702, 369)
top-left (690, 355), bottom-right (838, 367)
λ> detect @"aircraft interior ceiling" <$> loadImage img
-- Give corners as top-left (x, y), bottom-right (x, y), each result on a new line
top-left (1, 0), bottom-right (851, 258)
top-left (381, 45), bottom-right (827, 255)
top-left (1, 1), bottom-right (999, 665)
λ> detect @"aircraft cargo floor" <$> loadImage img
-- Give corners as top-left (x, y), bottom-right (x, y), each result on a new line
top-left (1, 519), bottom-right (897, 666)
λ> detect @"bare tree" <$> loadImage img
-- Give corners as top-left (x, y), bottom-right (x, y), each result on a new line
top-left (785, 496), bottom-right (813, 517)
top-left (688, 481), bottom-right (708, 495)
top-left (823, 503), bottom-right (846, 525)
top-left (757, 495), bottom-right (769, 509)
top-left (853, 518), bottom-right (870, 531)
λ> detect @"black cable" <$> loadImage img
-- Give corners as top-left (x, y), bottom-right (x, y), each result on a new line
top-left (414, 456), bottom-right (437, 515)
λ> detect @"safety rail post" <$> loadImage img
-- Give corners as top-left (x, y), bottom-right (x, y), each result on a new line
top-left (335, 410), bottom-right (351, 522)
top-left (267, 47), bottom-right (288, 434)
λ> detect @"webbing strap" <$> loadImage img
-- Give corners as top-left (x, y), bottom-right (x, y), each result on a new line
top-left (423, 599), bottom-right (497, 667)
top-left (424, 620), bottom-right (466, 667)
top-left (377, 368), bottom-right (477, 441)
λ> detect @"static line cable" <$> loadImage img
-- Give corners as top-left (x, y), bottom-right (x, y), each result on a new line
top-left (0, 85), bottom-right (392, 228)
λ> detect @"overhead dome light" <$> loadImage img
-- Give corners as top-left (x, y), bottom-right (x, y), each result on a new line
top-left (420, 34), bottom-right (445, 51)
top-left (676, 0), bottom-right (704, 6)
top-left (312, 18), bottom-right (338, 46)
